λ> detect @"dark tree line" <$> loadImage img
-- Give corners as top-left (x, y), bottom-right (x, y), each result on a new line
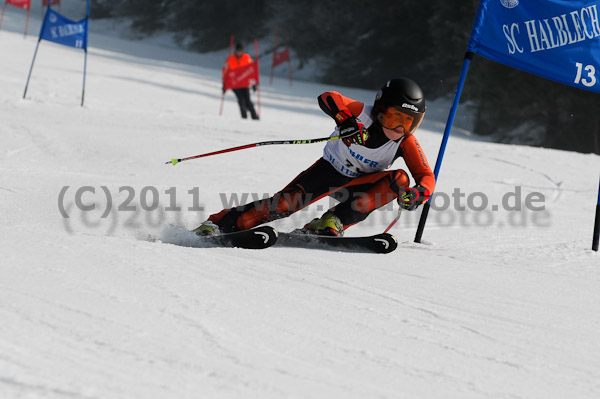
top-left (91, 0), bottom-right (600, 155)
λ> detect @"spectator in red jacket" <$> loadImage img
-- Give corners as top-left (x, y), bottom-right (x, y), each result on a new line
top-left (223, 43), bottom-right (259, 120)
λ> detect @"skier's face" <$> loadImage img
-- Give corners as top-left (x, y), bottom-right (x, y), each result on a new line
top-left (382, 125), bottom-right (406, 141)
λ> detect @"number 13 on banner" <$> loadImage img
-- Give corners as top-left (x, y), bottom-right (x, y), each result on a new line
top-left (574, 62), bottom-right (597, 88)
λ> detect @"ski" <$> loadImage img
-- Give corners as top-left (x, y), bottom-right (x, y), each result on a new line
top-left (276, 231), bottom-right (398, 254)
top-left (198, 226), bottom-right (278, 249)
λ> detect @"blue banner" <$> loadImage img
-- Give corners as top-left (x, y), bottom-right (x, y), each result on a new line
top-left (467, 0), bottom-right (600, 93)
top-left (39, 9), bottom-right (88, 50)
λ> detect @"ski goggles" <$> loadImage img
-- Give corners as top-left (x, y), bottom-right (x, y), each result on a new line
top-left (377, 106), bottom-right (424, 135)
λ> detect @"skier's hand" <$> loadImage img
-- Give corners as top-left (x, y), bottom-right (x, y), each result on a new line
top-left (222, 84), bottom-right (226, 94)
top-left (398, 185), bottom-right (431, 211)
top-left (252, 84), bottom-right (257, 92)
top-left (336, 110), bottom-right (368, 146)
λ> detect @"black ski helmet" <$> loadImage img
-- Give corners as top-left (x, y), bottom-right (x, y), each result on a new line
top-left (372, 78), bottom-right (426, 135)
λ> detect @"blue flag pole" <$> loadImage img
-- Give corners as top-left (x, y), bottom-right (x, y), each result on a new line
top-left (24, 0), bottom-right (52, 100)
top-left (81, 48), bottom-right (87, 106)
top-left (414, 52), bottom-right (473, 243)
top-left (593, 175), bottom-right (600, 251)
top-left (81, 0), bottom-right (89, 106)
top-left (23, 38), bottom-right (41, 99)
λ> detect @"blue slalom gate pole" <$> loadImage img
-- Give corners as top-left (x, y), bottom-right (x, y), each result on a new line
top-left (81, 0), bottom-right (89, 106)
top-left (23, 39), bottom-right (42, 99)
top-left (414, 52), bottom-right (473, 243)
top-left (81, 49), bottom-right (87, 106)
top-left (593, 175), bottom-right (599, 252)
top-left (23, 0), bottom-right (51, 100)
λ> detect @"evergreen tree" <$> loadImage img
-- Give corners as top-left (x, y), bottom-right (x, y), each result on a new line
top-left (168, 0), bottom-right (271, 52)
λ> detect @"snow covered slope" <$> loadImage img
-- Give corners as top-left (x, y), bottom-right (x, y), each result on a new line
top-left (0, 5), bottom-right (599, 399)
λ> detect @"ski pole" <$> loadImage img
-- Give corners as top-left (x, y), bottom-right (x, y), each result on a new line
top-left (383, 207), bottom-right (403, 234)
top-left (166, 135), bottom-right (341, 165)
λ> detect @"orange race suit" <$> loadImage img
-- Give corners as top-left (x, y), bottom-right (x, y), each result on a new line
top-left (207, 91), bottom-right (436, 233)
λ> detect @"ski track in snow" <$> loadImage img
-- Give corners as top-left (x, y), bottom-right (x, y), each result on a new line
top-left (1, 3), bottom-right (599, 399)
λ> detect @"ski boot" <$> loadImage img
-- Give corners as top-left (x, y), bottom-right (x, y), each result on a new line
top-left (193, 220), bottom-right (220, 236)
top-left (303, 211), bottom-right (344, 237)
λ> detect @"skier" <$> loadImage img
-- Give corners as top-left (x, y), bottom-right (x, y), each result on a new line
top-left (223, 43), bottom-right (259, 120)
top-left (195, 78), bottom-right (435, 237)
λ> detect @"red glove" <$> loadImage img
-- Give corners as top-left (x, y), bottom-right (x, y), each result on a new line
top-left (398, 185), bottom-right (431, 211)
top-left (335, 110), bottom-right (369, 146)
